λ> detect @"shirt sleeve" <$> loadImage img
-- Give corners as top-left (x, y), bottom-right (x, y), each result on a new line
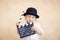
top-left (34, 22), bottom-right (43, 34)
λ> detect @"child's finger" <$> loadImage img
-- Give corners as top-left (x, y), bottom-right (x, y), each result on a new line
top-left (31, 26), bottom-right (35, 31)
top-left (16, 22), bottom-right (20, 26)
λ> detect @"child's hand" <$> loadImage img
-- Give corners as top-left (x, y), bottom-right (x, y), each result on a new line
top-left (31, 26), bottom-right (43, 35)
top-left (31, 26), bottom-right (36, 31)
top-left (16, 22), bottom-right (20, 27)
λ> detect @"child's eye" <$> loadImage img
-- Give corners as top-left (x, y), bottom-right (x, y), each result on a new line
top-left (32, 17), bottom-right (34, 18)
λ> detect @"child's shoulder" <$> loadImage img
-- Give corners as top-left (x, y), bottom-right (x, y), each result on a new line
top-left (33, 22), bottom-right (41, 26)
top-left (33, 22), bottom-right (43, 34)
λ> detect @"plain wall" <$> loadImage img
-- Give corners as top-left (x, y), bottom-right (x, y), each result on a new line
top-left (0, 0), bottom-right (60, 40)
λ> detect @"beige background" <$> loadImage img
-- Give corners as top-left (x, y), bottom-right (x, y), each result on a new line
top-left (0, 0), bottom-right (60, 40)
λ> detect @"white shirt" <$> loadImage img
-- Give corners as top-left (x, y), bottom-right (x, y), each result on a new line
top-left (19, 22), bottom-right (43, 40)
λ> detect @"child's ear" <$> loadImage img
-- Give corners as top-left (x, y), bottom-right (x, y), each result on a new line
top-left (24, 16), bottom-right (26, 18)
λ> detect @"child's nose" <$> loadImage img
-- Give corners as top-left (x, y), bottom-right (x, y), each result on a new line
top-left (29, 19), bottom-right (32, 21)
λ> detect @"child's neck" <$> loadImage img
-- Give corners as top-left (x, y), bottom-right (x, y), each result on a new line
top-left (27, 21), bottom-right (33, 24)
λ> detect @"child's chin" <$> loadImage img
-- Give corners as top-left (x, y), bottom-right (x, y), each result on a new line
top-left (27, 21), bottom-right (32, 22)
top-left (28, 21), bottom-right (33, 23)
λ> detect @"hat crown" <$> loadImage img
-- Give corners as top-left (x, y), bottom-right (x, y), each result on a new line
top-left (26, 7), bottom-right (37, 15)
top-left (22, 7), bottom-right (39, 18)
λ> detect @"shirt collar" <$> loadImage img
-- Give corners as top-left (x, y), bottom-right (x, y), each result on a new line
top-left (25, 22), bottom-right (33, 26)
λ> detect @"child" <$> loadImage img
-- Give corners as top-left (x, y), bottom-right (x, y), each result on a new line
top-left (16, 7), bottom-right (43, 40)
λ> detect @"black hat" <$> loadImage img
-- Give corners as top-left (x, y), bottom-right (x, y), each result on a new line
top-left (22, 7), bottom-right (39, 18)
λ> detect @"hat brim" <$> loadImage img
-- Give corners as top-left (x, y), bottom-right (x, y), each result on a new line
top-left (22, 13), bottom-right (39, 18)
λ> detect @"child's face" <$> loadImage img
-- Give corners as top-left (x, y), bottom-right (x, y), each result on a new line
top-left (25, 15), bottom-right (36, 23)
